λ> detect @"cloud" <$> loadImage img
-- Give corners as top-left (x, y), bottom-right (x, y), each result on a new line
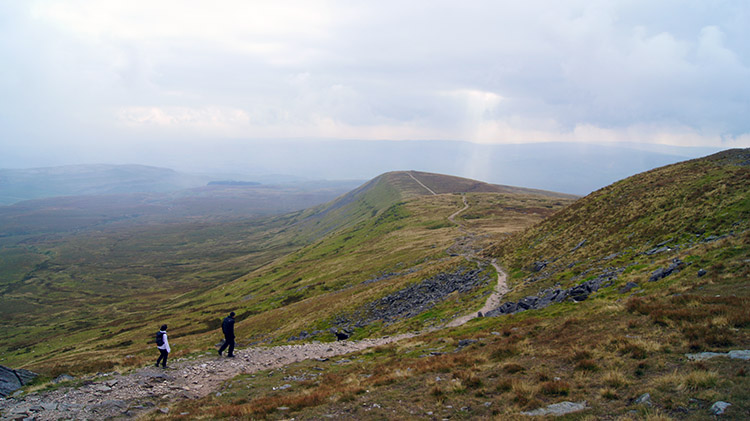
top-left (1, 0), bottom-right (749, 159)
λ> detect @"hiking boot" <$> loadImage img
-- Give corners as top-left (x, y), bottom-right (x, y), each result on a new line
top-left (227, 355), bottom-right (235, 358)
top-left (218, 350), bottom-right (222, 356)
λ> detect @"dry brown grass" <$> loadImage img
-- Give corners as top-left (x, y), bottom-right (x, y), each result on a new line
top-left (652, 369), bottom-right (719, 393)
top-left (601, 368), bottom-right (629, 388)
top-left (599, 387), bottom-right (618, 400)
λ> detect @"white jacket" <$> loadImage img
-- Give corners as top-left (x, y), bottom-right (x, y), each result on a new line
top-left (157, 331), bottom-right (171, 353)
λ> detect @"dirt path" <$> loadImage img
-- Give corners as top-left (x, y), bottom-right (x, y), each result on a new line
top-left (0, 183), bottom-right (508, 421)
top-left (407, 171), bottom-right (437, 195)
top-left (448, 194), bottom-right (470, 222)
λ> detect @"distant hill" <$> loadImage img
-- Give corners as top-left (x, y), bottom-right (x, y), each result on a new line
top-left (3, 140), bottom-right (721, 197)
top-left (0, 182), bottom-right (361, 236)
top-left (63, 139), bottom-right (717, 195)
top-left (207, 180), bottom-right (261, 186)
top-left (0, 164), bottom-right (212, 205)
top-left (297, 170), bottom-right (576, 240)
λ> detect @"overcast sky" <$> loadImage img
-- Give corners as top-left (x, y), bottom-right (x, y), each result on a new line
top-left (1, 0), bottom-right (749, 168)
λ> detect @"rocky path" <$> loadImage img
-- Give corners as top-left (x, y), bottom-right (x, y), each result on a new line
top-left (0, 335), bottom-right (417, 420)
top-left (0, 186), bottom-right (508, 421)
top-left (444, 194), bottom-right (508, 327)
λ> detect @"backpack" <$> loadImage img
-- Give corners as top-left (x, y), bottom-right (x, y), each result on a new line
top-left (156, 331), bottom-right (164, 346)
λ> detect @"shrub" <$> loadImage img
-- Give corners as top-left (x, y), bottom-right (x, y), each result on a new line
top-left (496, 379), bottom-right (513, 393)
top-left (575, 359), bottom-right (599, 372)
top-left (540, 380), bottom-right (570, 396)
top-left (503, 363), bottom-right (525, 374)
top-left (490, 344), bottom-right (518, 361)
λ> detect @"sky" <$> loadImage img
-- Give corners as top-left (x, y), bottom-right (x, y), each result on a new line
top-left (1, 0), bottom-right (749, 169)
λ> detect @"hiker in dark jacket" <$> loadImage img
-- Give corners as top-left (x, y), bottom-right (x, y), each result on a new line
top-left (155, 324), bottom-right (170, 368)
top-left (218, 312), bottom-right (235, 357)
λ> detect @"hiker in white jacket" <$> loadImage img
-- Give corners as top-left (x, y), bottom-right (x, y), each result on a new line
top-left (155, 324), bottom-right (170, 368)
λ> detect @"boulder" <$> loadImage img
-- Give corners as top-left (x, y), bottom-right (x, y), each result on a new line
top-left (537, 289), bottom-right (563, 308)
top-left (648, 258), bottom-right (685, 282)
top-left (517, 296), bottom-right (539, 310)
top-left (531, 261), bottom-right (548, 272)
top-left (728, 350), bottom-right (750, 360)
top-left (457, 339), bottom-right (478, 348)
top-left (710, 401), bottom-right (731, 415)
top-left (486, 301), bottom-right (518, 317)
top-left (644, 246), bottom-right (670, 255)
top-left (92, 399), bottom-right (128, 414)
top-left (552, 289), bottom-right (569, 303)
top-left (568, 284), bottom-right (591, 302)
top-left (686, 350), bottom-right (750, 361)
top-left (634, 393), bottom-right (652, 406)
top-left (619, 282), bottom-right (639, 294)
top-left (52, 374), bottom-right (75, 384)
top-left (521, 401), bottom-right (587, 416)
top-left (648, 268), bottom-right (668, 282)
top-left (0, 365), bottom-right (38, 397)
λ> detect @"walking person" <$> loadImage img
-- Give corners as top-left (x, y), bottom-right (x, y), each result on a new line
top-left (218, 312), bottom-right (235, 357)
top-left (155, 324), bottom-right (170, 368)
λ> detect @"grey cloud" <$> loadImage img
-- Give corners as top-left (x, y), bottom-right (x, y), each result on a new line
top-left (0, 0), bottom-right (749, 165)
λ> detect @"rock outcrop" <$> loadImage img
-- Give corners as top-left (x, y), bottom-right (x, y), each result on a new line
top-left (648, 258), bottom-right (685, 282)
top-left (486, 269), bottom-right (621, 317)
top-left (335, 268), bottom-right (490, 330)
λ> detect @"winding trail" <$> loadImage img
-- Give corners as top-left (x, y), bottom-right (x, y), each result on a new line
top-left (443, 193), bottom-right (508, 327)
top-left (0, 177), bottom-right (509, 421)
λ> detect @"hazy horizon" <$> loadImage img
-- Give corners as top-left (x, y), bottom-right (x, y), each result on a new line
top-left (0, 139), bottom-right (727, 197)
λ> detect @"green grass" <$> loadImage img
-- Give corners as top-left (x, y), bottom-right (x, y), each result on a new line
top-left (1, 171), bottom-right (569, 374)
top-left (6, 151), bottom-right (750, 419)
top-left (147, 149), bottom-right (750, 420)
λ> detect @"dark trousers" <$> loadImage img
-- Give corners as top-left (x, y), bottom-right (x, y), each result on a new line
top-left (156, 348), bottom-right (169, 367)
top-left (219, 335), bottom-right (235, 356)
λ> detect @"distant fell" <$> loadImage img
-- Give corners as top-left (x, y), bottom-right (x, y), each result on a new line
top-left (298, 170), bottom-right (574, 240)
top-left (0, 164), bottom-right (210, 205)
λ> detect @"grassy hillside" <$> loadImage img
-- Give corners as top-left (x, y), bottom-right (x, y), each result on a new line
top-left (0, 171), bottom-right (571, 377)
top-left (155, 150), bottom-right (750, 420)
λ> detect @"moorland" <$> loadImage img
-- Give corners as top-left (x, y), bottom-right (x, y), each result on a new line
top-left (1, 150), bottom-right (749, 420)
